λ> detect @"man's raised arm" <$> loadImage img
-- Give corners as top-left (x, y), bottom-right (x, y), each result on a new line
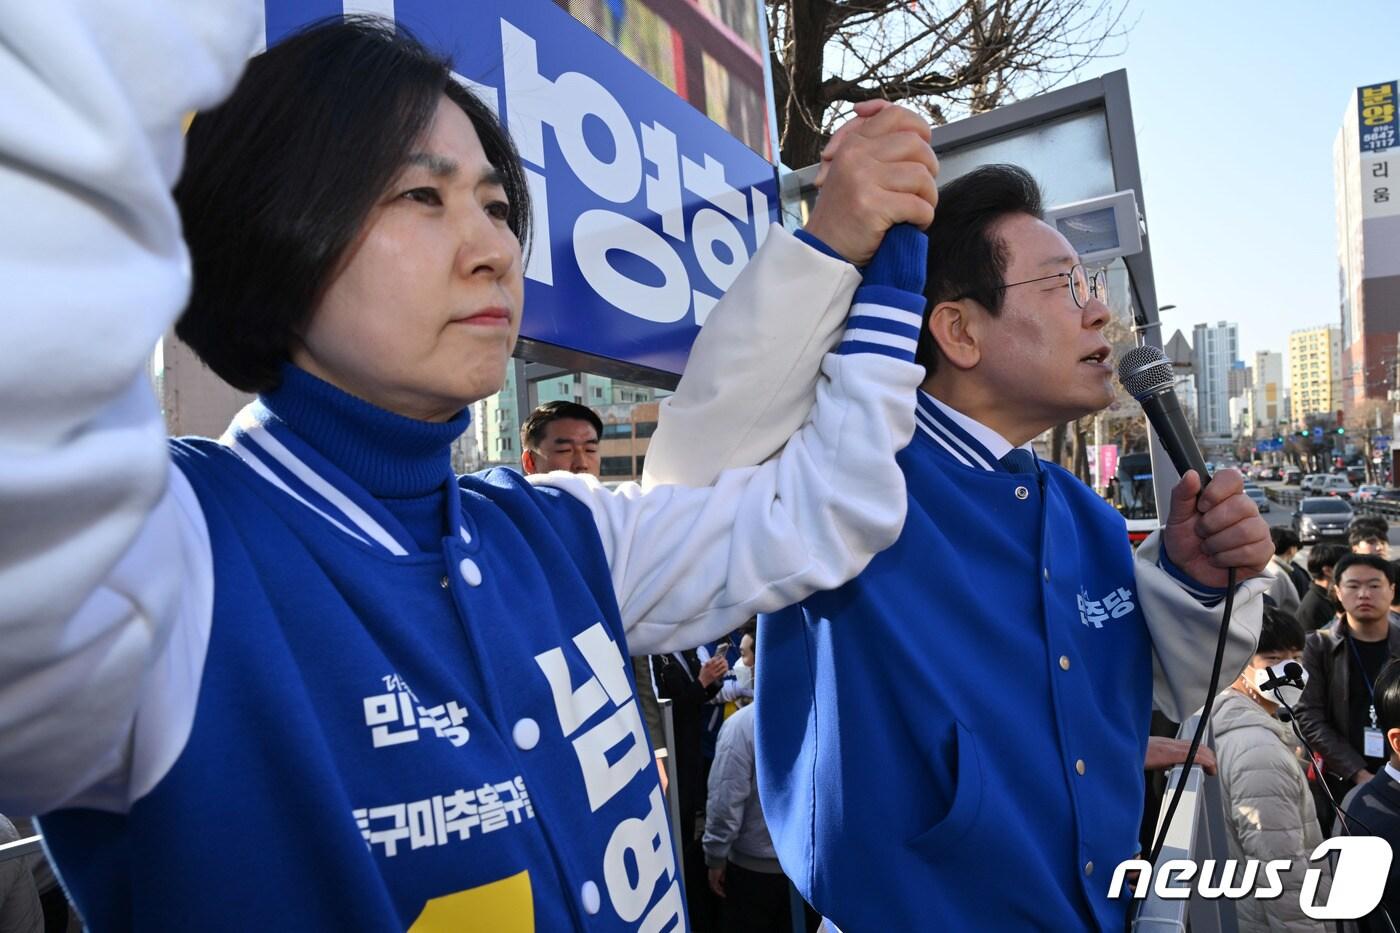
top-left (644, 103), bottom-right (937, 488)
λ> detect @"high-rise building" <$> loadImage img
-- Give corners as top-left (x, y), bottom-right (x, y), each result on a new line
top-left (1288, 326), bottom-right (1343, 424)
top-left (1229, 394), bottom-right (1251, 441)
top-left (1252, 351), bottom-right (1286, 435)
top-left (1191, 321), bottom-right (1239, 446)
top-left (1228, 361), bottom-right (1253, 439)
top-left (597, 400), bottom-right (661, 482)
top-left (1227, 361), bottom-right (1252, 399)
top-left (1336, 80), bottom-right (1400, 405)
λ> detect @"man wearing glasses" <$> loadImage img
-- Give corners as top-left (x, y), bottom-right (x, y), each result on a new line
top-left (645, 162), bottom-right (1272, 929)
top-left (1298, 554), bottom-right (1400, 804)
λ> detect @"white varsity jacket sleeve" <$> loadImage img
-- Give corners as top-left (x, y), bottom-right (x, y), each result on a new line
top-left (638, 227), bottom-right (861, 490)
top-left (1131, 533), bottom-right (1267, 721)
top-left (0, 1), bottom-right (258, 815)
top-left (533, 227), bottom-right (927, 655)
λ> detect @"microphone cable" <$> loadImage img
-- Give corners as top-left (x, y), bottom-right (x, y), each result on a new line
top-left (1148, 637), bottom-right (1397, 933)
top-left (1146, 567), bottom-right (1235, 867)
top-left (1272, 680), bottom-right (1398, 933)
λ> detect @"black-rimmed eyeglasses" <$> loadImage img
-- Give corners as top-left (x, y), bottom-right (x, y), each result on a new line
top-left (989, 264), bottom-right (1109, 310)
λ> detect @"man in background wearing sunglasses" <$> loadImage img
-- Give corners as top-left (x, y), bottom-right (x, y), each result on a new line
top-left (645, 161), bottom-right (1273, 930)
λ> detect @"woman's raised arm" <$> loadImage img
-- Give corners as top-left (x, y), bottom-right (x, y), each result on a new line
top-left (0, 0), bottom-right (259, 815)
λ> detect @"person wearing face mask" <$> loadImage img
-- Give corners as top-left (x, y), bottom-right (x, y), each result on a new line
top-left (730, 632), bottom-right (756, 710)
top-left (1211, 608), bottom-right (1329, 932)
top-left (709, 630), bottom-right (757, 718)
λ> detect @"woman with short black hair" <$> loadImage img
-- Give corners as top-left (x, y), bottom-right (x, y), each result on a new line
top-left (0, 6), bottom-right (932, 930)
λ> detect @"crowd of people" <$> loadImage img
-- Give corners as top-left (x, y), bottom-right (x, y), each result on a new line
top-left (515, 395), bottom-right (1398, 933)
top-left (518, 389), bottom-right (1400, 930)
top-left (1194, 513), bottom-right (1400, 931)
top-left (513, 396), bottom-right (1400, 933)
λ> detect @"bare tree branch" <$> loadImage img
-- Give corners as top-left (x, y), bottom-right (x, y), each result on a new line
top-left (768, 0), bottom-right (1133, 166)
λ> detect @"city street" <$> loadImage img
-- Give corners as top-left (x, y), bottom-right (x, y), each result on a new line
top-left (1254, 481), bottom-right (1400, 554)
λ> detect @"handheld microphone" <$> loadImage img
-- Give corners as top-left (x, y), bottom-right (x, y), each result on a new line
top-left (1117, 346), bottom-right (1212, 487)
top-left (1120, 345), bottom-right (1241, 873)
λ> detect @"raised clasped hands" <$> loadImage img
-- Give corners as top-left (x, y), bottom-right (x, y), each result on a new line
top-left (803, 100), bottom-right (939, 265)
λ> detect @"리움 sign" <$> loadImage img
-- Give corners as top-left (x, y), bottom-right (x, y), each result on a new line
top-left (265, 0), bottom-right (781, 377)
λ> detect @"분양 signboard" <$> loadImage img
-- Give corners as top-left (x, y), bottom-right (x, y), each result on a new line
top-left (1359, 81), bottom-right (1398, 155)
top-left (1358, 81), bottom-right (1399, 222)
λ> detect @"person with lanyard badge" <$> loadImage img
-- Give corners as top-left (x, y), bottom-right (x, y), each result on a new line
top-left (0, 5), bottom-right (940, 931)
top-left (1353, 628), bottom-right (1394, 774)
top-left (1298, 555), bottom-right (1400, 803)
top-left (1341, 659), bottom-right (1400, 933)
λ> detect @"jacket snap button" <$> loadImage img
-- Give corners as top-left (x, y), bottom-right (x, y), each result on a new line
top-left (459, 557), bottom-right (482, 587)
top-left (513, 718), bottom-right (540, 751)
top-left (1015, 486), bottom-right (1029, 500)
top-left (581, 881), bottom-right (601, 915)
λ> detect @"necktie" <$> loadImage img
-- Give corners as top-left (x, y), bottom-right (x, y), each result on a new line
top-left (1000, 448), bottom-right (1036, 474)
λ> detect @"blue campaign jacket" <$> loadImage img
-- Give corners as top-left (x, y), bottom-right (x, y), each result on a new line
top-left (41, 369), bottom-right (682, 932)
top-left (757, 421), bottom-right (1154, 932)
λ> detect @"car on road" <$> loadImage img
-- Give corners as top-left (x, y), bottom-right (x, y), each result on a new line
top-left (1284, 468), bottom-right (1302, 485)
top-left (1292, 497), bottom-right (1354, 544)
top-left (1355, 484), bottom-right (1385, 502)
top-left (1245, 487), bottom-right (1270, 513)
top-left (1319, 475), bottom-right (1356, 498)
top-left (1301, 474), bottom-right (1328, 494)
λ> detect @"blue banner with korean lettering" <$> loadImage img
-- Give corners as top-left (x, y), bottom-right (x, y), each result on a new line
top-left (264, 0), bottom-right (780, 377)
top-left (1359, 81), bottom-right (1398, 155)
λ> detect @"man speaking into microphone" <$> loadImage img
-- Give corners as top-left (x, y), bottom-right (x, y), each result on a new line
top-left (644, 159), bottom-right (1274, 930)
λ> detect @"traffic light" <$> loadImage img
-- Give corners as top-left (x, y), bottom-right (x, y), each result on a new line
top-left (1337, 426), bottom-right (1346, 435)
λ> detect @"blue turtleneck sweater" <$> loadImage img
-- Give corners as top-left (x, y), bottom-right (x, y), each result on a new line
top-left (260, 364), bottom-right (469, 553)
top-left (41, 361), bottom-right (681, 931)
